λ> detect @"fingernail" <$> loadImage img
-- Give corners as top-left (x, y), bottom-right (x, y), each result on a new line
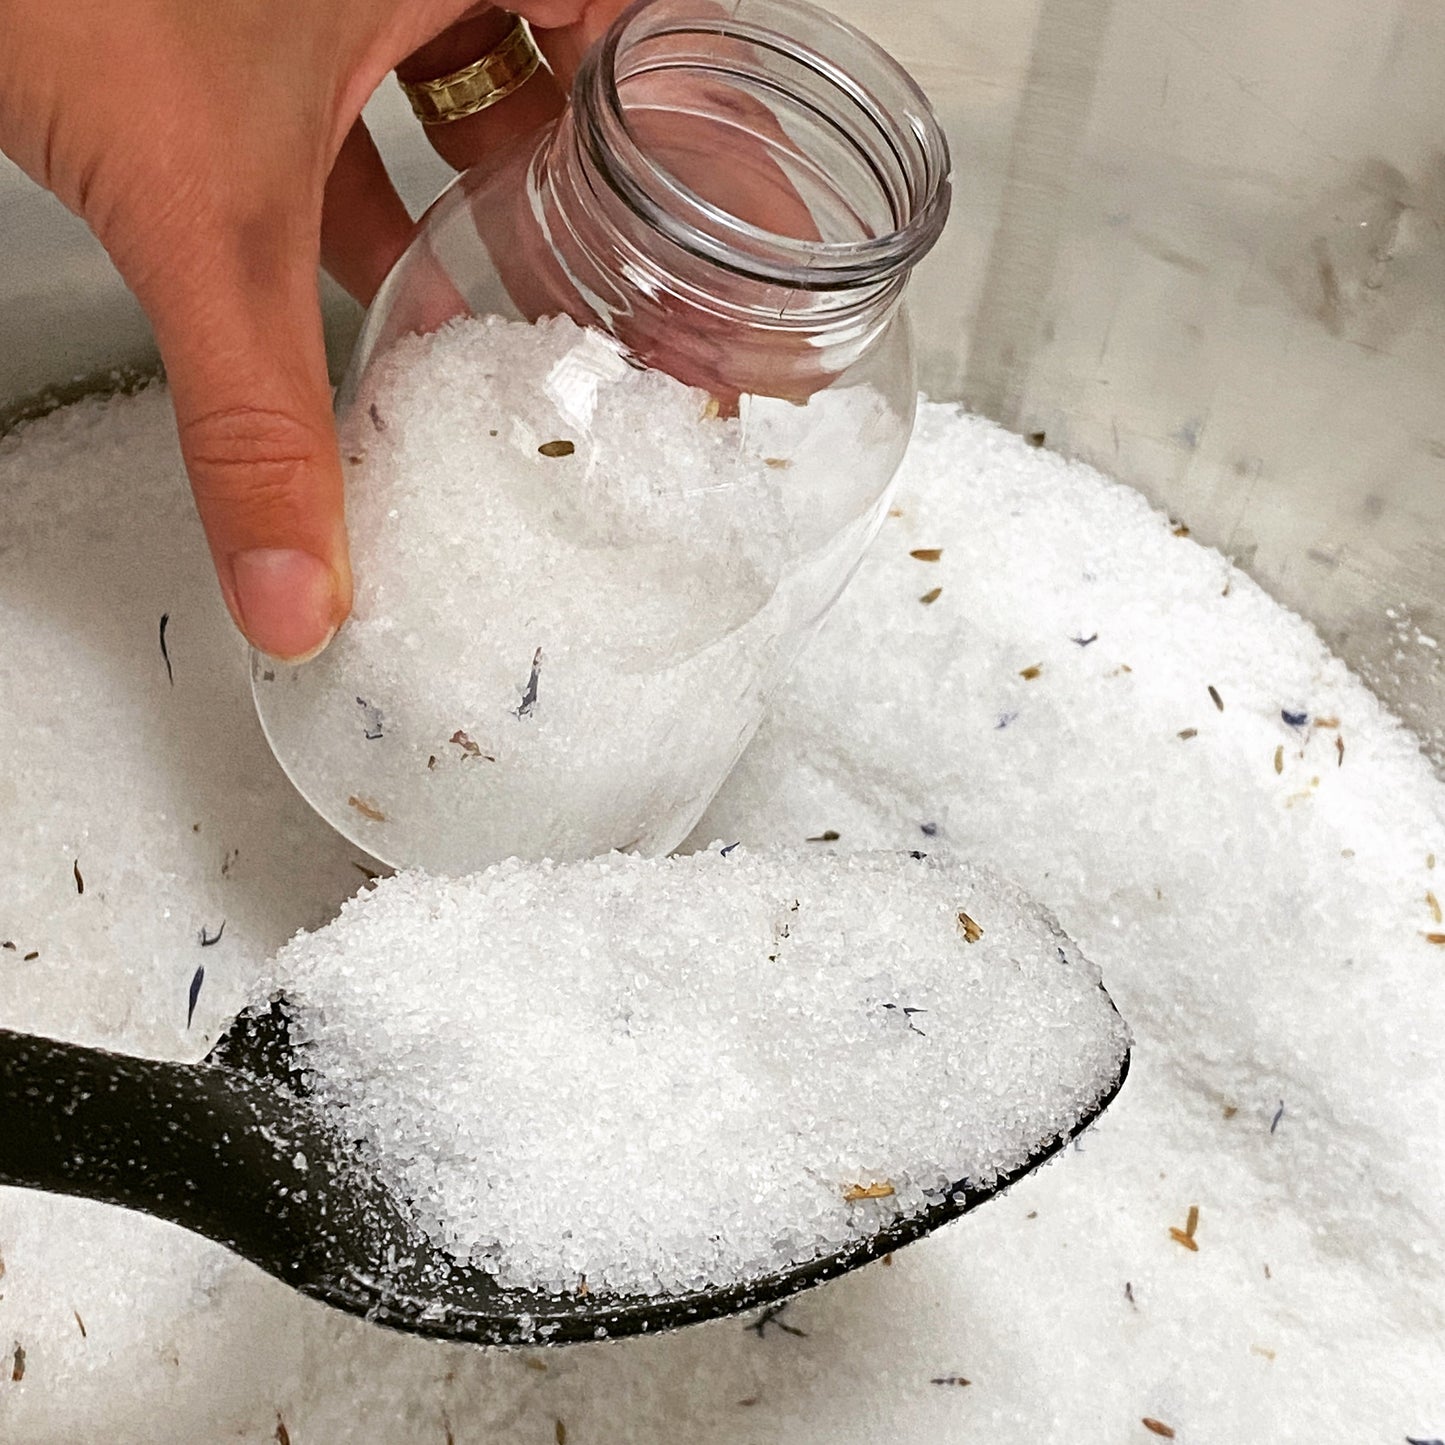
top-left (230, 549), bottom-right (341, 662)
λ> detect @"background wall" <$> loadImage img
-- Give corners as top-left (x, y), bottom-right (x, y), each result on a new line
top-left (3, 0), bottom-right (1442, 758)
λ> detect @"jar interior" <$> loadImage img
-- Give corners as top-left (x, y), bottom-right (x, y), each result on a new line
top-left (581, 0), bottom-right (952, 287)
top-left (609, 39), bottom-right (899, 246)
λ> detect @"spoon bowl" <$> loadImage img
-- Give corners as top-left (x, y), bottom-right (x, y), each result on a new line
top-left (0, 998), bottom-right (1128, 1344)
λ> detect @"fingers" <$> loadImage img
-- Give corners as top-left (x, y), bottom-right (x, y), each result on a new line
top-left (525, 6), bottom-right (620, 92)
top-left (322, 120), bottom-right (416, 305)
top-left (397, 5), bottom-right (566, 174)
top-left (133, 200), bottom-right (352, 661)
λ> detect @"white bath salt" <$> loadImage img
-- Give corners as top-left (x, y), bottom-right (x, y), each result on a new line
top-left (268, 849), bottom-right (1128, 1296)
top-left (254, 312), bottom-right (898, 875)
top-left (0, 387), bottom-right (366, 1059)
top-left (2, 390), bottom-right (1444, 1442)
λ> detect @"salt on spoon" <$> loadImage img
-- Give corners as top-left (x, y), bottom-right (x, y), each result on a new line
top-left (0, 848), bottom-right (1128, 1343)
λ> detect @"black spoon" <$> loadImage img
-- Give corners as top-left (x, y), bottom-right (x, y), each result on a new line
top-left (0, 998), bottom-right (1129, 1346)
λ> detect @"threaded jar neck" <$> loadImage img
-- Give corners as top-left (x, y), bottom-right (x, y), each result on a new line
top-left (563, 0), bottom-right (952, 294)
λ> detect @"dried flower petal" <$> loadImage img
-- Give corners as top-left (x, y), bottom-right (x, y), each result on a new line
top-left (1168, 1204), bottom-right (1200, 1249)
top-left (843, 1181), bottom-right (895, 1201)
top-left (187, 964), bottom-right (205, 1027)
top-left (450, 729), bottom-right (494, 761)
top-left (514, 646), bottom-right (543, 719)
top-left (159, 612), bottom-right (174, 685)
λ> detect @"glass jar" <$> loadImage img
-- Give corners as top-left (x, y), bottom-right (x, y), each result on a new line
top-left (253, 0), bottom-right (951, 874)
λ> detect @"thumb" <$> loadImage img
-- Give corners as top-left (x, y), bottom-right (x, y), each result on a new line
top-left (136, 206), bottom-right (352, 662)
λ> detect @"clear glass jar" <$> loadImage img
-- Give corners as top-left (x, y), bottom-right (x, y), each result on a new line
top-left (253, 0), bottom-right (951, 874)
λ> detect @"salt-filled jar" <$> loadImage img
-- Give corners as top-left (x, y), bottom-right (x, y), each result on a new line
top-left (253, 0), bottom-right (951, 874)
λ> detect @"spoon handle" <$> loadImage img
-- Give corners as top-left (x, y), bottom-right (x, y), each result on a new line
top-left (0, 1026), bottom-right (320, 1275)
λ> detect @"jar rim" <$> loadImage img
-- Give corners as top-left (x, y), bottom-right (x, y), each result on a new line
top-left (575, 0), bottom-right (953, 290)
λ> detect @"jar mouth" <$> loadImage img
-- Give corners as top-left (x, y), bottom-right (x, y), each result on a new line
top-left (575, 0), bottom-right (952, 290)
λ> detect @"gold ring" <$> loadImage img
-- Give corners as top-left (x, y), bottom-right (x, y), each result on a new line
top-left (398, 16), bottom-right (543, 126)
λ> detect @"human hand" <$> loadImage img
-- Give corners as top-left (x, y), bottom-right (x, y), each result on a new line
top-left (0, 1), bottom-right (621, 660)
